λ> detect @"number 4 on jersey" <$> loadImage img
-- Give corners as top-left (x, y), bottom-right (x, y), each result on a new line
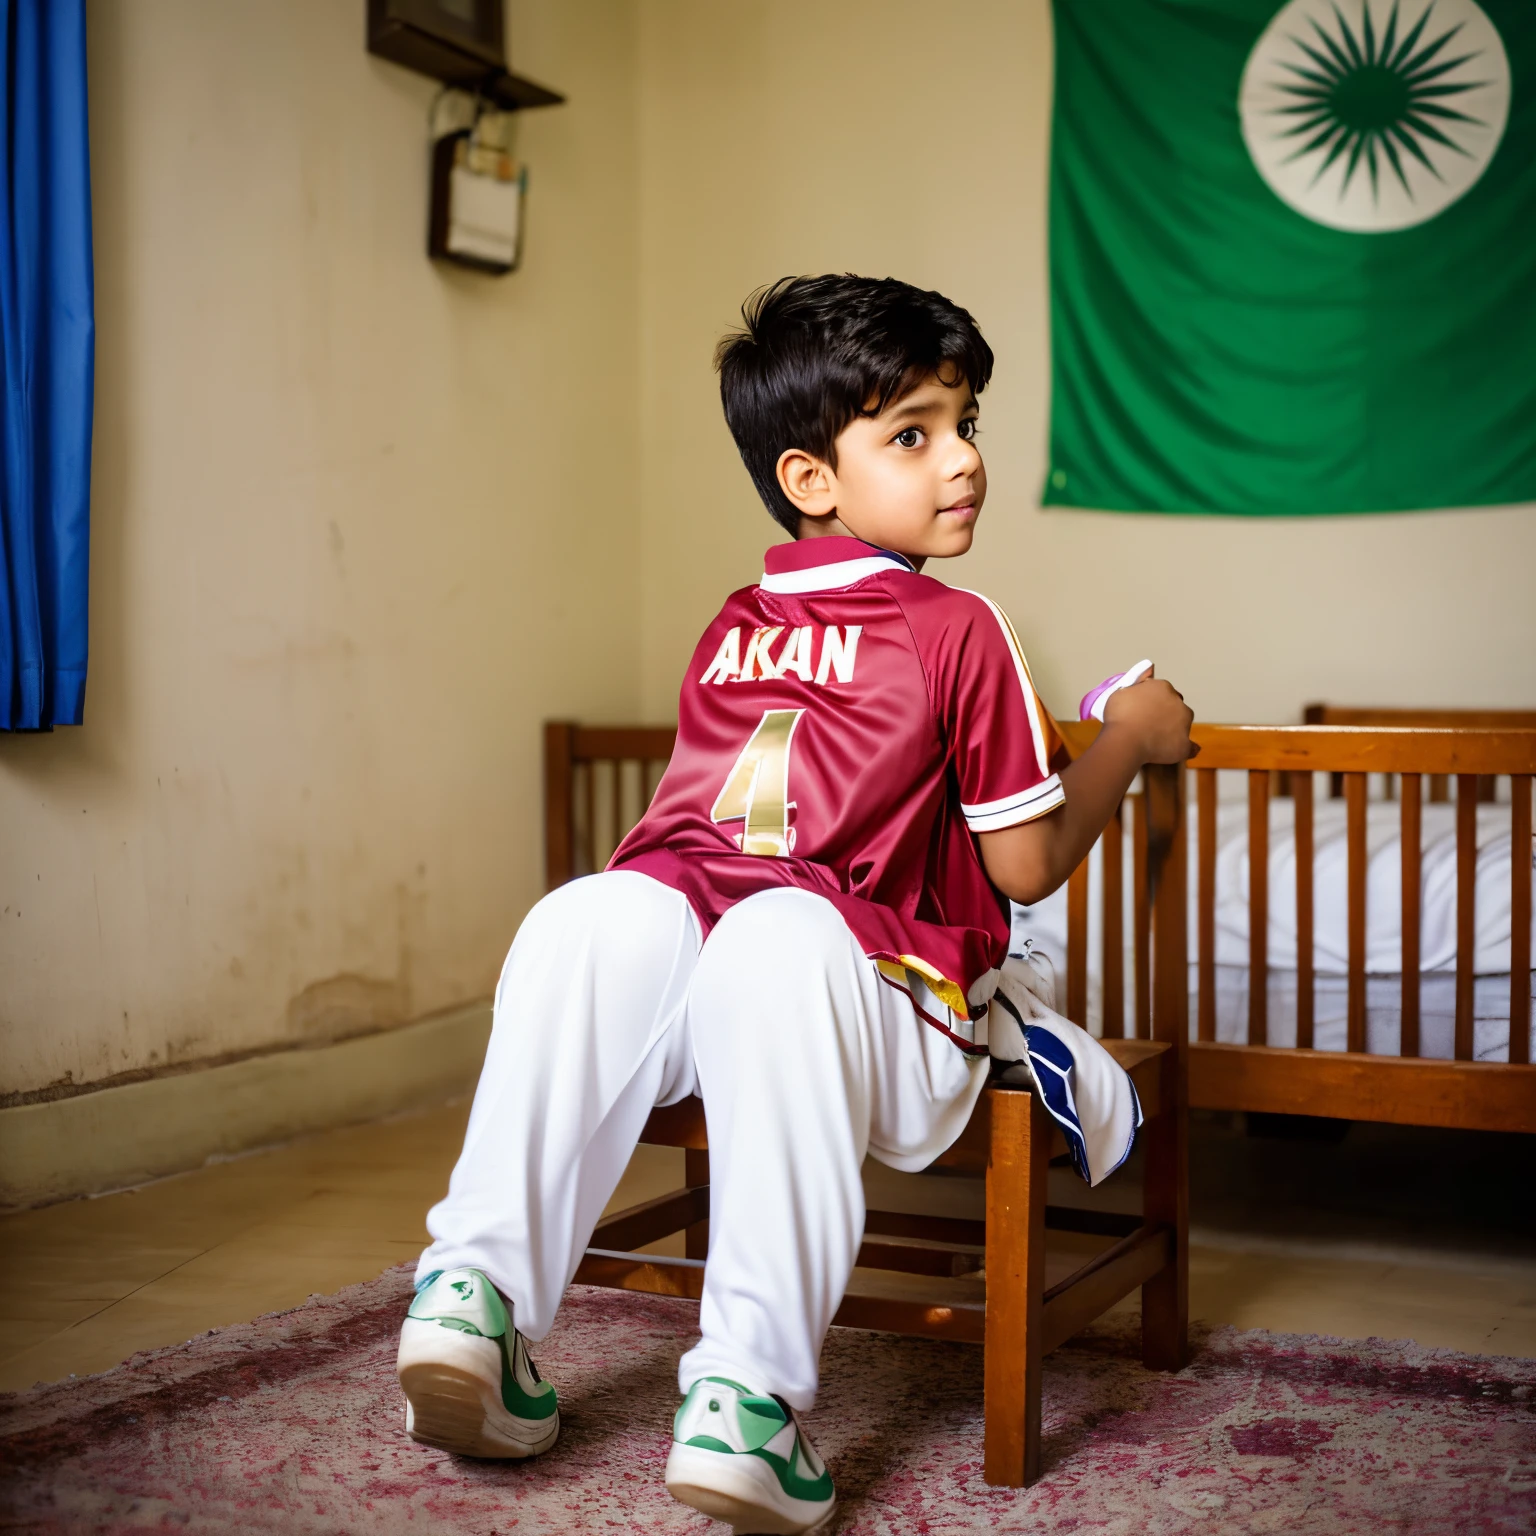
top-left (710, 709), bottom-right (805, 856)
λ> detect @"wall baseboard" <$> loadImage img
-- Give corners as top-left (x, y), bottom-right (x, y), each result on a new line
top-left (0, 1003), bottom-right (492, 1209)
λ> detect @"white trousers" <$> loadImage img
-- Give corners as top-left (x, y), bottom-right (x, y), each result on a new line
top-left (418, 870), bottom-right (987, 1410)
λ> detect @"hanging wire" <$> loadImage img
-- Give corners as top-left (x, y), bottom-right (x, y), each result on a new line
top-left (427, 82), bottom-right (514, 158)
top-left (427, 83), bottom-right (480, 142)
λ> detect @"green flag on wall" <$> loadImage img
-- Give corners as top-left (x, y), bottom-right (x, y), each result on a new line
top-left (1044, 0), bottom-right (1536, 516)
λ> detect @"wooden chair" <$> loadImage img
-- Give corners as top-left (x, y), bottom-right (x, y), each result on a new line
top-left (545, 723), bottom-right (1189, 1486)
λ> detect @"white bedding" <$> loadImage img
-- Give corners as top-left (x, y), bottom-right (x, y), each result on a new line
top-left (1010, 796), bottom-right (1535, 1063)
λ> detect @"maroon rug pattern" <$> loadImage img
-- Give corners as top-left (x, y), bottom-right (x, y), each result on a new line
top-left (2, 1265), bottom-right (1533, 1533)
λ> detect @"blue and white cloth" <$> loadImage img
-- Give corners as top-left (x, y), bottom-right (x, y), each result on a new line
top-left (985, 943), bottom-right (1141, 1187)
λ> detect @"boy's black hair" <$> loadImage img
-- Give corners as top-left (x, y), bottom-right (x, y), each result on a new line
top-left (715, 274), bottom-right (994, 536)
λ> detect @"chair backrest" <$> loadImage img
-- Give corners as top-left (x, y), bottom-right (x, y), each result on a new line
top-left (543, 723), bottom-right (677, 889)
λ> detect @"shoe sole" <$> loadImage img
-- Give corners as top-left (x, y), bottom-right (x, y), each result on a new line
top-left (396, 1321), bottom-right (559, 1459)
top-left (665, 1441), bottom-right (834, 1535)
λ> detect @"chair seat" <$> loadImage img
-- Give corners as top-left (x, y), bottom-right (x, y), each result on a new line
top-left (635, 1037), bottom-right (1171, 1168)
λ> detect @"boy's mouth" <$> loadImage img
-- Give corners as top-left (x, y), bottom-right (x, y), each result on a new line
top-left (938, 499), bottom-right (977, 520)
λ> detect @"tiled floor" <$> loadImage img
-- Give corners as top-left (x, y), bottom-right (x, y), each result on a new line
top-left (1, 1103), bottom-right (1532, 1394)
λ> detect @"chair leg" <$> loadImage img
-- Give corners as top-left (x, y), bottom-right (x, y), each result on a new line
top-left (983, 1088), bottom-right (1050, 1487)
top-left (684, 1148), bottom-right (710, 1260)
top-left (1140, 1074), bottom-right (1188, 1372)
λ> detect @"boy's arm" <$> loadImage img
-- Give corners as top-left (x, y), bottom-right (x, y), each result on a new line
top-left (978, 678), bottom-right (1197, 907)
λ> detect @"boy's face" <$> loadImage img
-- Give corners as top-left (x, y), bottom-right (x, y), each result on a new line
top-left (775, 373), bottom-right (985, 566)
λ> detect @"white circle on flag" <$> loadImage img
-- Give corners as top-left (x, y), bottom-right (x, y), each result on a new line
top-left (1239, 0), bottom-right (1509, 232)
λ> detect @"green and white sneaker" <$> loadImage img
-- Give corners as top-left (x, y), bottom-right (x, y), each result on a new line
top-left (396, 1267), bottom-right (559, 1458)
top-left (665, 1376), bottom-right (835, 1534)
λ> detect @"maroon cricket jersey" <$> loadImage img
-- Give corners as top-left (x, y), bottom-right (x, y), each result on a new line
top-left (610, 537), bottom-right (1066, 1048)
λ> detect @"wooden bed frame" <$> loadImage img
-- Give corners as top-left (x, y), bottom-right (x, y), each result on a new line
top-left (546, 717), bottom-right (1536, 1134)
top-left (1192, 714), bottom-right (1533, 1132)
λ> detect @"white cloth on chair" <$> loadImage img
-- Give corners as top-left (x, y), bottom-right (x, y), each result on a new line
top-left (985, 944), bottom-right (1142, 1188)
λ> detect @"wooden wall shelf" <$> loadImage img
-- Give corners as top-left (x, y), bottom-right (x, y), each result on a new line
top-left (367, 0), bottom-right (564, 111)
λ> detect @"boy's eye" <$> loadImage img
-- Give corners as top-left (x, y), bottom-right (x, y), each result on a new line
top-left (958, 418), bottom-right (979, 441)
top-left (893, 427), bottom-right (924, 448)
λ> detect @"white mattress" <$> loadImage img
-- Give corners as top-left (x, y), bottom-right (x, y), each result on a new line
top-left (1010, 797), bottom-right (1535, 1064)
top-left (1190, 965), bottom-right (1531, 1064)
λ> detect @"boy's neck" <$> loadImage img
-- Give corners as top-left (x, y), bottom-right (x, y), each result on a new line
top-left (793, 514), bottom-right (927, 571)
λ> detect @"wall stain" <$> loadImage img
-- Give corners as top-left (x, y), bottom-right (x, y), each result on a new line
top-left (285, 973), bottom-right (407, 1042)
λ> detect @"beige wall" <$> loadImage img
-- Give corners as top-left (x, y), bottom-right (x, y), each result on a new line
top-left (0, 0), bottom-right (641, 1098)
top-left (634, 0), bottom-right (1536, 725)
top-left (5, 0), bottom-right (1532, 1108)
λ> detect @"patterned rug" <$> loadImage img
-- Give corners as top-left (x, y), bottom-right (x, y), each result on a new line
top-left (1, 1266), bottom-right (1532, 1534)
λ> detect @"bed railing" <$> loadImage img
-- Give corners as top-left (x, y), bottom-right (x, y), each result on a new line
top-left (1083, 724), bottom-right (1534, 1132)
top-left (546, 720), bottom-right (1536, 1134)
top-left (1214, 728), bottom-right (1526, 1062)
top-left (1058, 724), bottom-right (1534, 1065)
top-left (1303, 705), bottom-right (1536, 805)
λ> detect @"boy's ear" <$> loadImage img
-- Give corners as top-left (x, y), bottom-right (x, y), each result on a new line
top-left (776, 448), bottom-right (839, 520)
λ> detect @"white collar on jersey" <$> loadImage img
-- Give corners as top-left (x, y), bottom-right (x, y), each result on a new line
top-left (758, 546), bottom-right (916, 595)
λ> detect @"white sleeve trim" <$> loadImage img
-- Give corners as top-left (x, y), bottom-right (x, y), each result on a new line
top-left (962, 774), bottom-right (1066, 832)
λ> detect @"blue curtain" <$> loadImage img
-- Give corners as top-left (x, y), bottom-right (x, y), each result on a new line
top-left (1, 0), bottom-right (93, 730)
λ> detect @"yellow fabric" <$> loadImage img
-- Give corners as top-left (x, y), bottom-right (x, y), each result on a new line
top-left (875, 955), bottom-right (969, 1018)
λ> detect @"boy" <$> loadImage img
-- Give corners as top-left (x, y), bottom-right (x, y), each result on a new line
top-left (397, 275), bottom-right (1195, 1533)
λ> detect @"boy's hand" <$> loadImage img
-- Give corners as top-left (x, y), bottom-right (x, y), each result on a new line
top-left (1101, 676), bottom-right (1198, 763)
top-left (979, 676), bottom-right (1197, 905)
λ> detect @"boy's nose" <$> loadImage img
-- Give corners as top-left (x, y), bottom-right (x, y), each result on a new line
top-left (948, 439), bottom-right (982, 477)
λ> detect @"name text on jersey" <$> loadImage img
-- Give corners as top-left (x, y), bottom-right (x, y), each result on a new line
top-left (698, 625), bottom-right (862, 687)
